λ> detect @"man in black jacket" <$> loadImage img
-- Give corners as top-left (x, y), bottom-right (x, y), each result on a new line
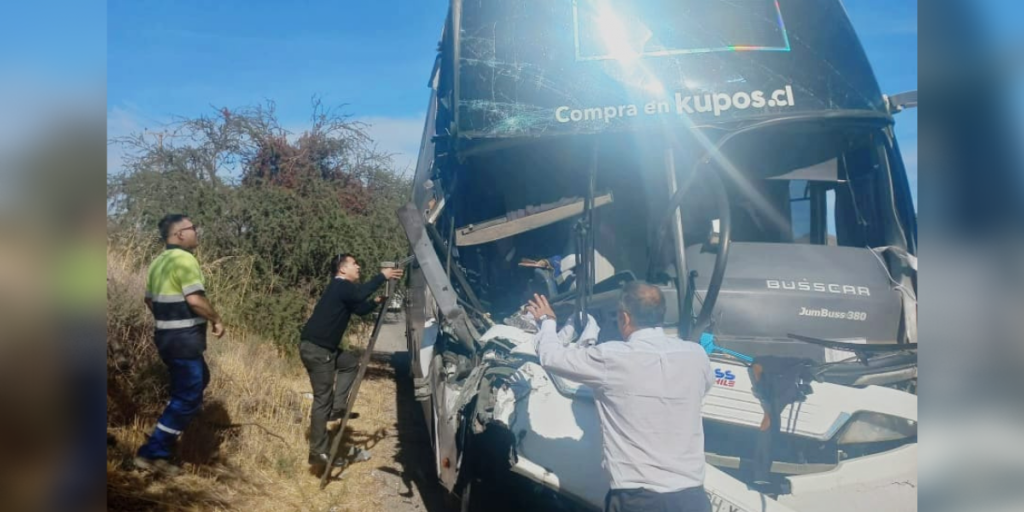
top-left (300, 253), bottom-right (403, 467)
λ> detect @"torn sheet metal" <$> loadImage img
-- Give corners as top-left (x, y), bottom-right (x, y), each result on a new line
top-left (418, 318), bottom-right (439, 380)
top-left (503, 361), bottom-right (607, 506)
top-left (781, 444), bottom-right (918, 512)
top-left (434, 376), bottom-right (463, 490)
top-left (479, 325), bottom-right (536, 348)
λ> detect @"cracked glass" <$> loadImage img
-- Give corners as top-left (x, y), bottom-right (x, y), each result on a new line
top-left (456, 0), bottom-right (886, 138)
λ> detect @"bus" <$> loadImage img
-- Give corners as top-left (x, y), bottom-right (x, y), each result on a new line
top-left (399, 1), bottom-right (918, 510)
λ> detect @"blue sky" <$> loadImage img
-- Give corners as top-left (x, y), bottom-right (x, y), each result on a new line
top-left (0, 1), bottom-right (105, 156)
top-left (2, 1), bottom-right (106, 81)
top-left (107, 0), bottom-right (449, 173)
top-left (106, 0), bottom-right (919, 192)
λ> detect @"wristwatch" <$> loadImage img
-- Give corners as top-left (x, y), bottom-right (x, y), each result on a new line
top-left (538, 314), bottom-right (552, 322)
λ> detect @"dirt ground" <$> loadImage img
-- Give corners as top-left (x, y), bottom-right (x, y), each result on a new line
top-left (336, 350), bottom-right (453, 512)
top-left (107, 311), bottom-right (581, 512)
top-left (107, 315), bottom-right (453, 512)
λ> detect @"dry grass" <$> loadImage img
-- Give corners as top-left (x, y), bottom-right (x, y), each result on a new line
top-left (108, 334), bottom-right (407, 512)
top-left (107, 246), bottom-right (434, 512)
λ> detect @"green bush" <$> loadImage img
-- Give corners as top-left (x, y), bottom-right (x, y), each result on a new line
top-left (108, 99), bottom-right (413, 349)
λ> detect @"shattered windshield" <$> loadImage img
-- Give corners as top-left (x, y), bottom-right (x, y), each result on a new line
top-left (456, 0), bottom-right (886, 138)
top-left (573, 0), bottom-right (789, 61)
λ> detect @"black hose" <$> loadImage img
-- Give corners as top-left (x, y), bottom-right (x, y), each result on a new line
top-left (649, 166), bottom-right (731, 335)
top-left (693, 172), bottom-right (731, 334)
top-left (534, 268), bottom-right (558, 299)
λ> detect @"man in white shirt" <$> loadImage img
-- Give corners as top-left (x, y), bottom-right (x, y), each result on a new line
top-left (526, 282), bottom-right (714, 512)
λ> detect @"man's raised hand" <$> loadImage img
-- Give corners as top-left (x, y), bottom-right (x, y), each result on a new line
top-left (526, 293), bottom-right (556, 322)
top-left (382, 268), bottom-right (405, 280)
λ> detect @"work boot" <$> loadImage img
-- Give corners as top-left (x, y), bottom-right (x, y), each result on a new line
top-left (309, 453), bottom-right (347, 468)
top-left (133, 456), bottom-right (182, 476)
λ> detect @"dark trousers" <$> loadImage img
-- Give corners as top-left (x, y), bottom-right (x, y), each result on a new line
top-left (137, 356), bottom-right (210, 460)
top-left (605, 486), bottom-right (711, 512)
top-left (299, 341), bottom-right (359, 456)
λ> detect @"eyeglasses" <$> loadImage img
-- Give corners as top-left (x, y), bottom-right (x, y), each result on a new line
top-left (176, 225), bottom-right (198, 236)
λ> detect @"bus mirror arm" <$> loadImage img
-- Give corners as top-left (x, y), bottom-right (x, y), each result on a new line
top-left (885, 90), bottom-right (917, 114)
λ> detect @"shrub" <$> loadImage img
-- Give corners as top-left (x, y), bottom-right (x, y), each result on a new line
top-left (107, 98), bottom-right (412, 348)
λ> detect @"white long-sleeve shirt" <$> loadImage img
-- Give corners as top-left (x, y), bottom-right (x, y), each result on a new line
top-left (536, 319), bottom-right (714, 493)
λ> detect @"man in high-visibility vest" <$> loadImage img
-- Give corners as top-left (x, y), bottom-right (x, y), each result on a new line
top-left (134, 214), bottom-right (226, 475)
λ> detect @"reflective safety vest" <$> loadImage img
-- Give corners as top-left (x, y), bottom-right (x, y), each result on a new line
top-left (145, 246), bottom-right (208, 357)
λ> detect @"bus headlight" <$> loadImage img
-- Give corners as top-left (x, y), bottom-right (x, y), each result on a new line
top-left (837, 412), bottom-right (917, 445)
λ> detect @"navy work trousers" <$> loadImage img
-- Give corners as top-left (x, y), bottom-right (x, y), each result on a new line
top-left (137, 356), bottom-right (210, 460)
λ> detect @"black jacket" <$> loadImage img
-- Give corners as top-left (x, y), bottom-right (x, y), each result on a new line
top-left (301, 274), bottom-right (386, 350)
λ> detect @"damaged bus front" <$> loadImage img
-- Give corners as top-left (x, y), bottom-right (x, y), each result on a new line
top-left (399, 1), bottom-right (918, 510)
